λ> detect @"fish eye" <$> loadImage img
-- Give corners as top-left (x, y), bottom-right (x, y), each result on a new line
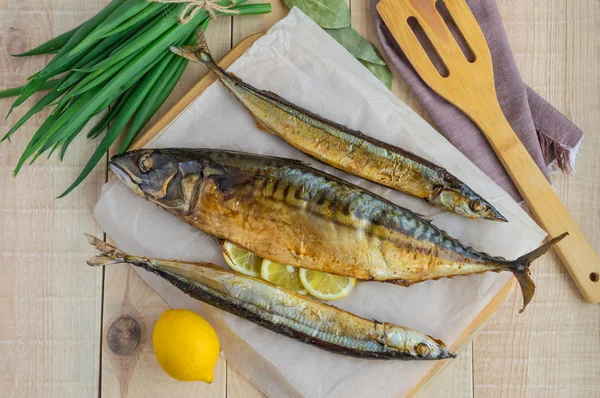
top-left (416, 343), bottom-right (430, 357)
top-left (139, 153), bottom-right (153, 173)
top-left (470, 199), bottom-right (483, 212)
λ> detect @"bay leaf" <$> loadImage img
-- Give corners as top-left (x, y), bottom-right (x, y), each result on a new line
top-left (325, 27), bottom-right (386, 65)
top-left (359, 59), bottom-right (392, 90)
top-left (283, 0), bottom-right (350, 29)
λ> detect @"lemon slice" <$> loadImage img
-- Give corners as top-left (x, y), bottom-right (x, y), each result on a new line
top-left (222, 241), bottom-right (262, 277)
top-left (299, 268), bottom-right (356, 300)
top-left (261, 259), bottom-right (307, 294)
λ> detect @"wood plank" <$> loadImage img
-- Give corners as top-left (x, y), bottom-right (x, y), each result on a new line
top-left (409, 281), bottom-right (515, 397)
top-left (99, 248), bottom-right (227, 398)
top-left (228, 4), bottom-right (289, 396)
top-left (232, 0), bottom-right (264, 46)
top-left (0, 1), bottom-right (106, 396)
top-left (350, 0), bottom-right (475, 395)
top-left (473, 0), bottom-right (600, 396)
top-left (227, 365), bottom-right (265, 398)
top-left (99, 16), bottom-right (233, 398)
top-left (420, 345), bottom-right (473, 398)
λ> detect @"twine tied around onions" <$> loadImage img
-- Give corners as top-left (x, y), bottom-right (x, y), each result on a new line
top-left (150, 0), bottom-right (239, 24)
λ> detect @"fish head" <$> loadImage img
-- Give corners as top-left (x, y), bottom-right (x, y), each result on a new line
top-left (109, 149), bottom-right (204, 210)
top-left (433, 185), bottom-right (507, 222)
top-left (384, 325), bottom-right (456, 360)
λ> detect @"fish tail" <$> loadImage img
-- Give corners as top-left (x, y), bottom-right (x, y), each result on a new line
top-left (169, 27), bottom-right (215, 66)
top-left (507, 232), bottom-right (568, 313)
top-left (85, 234), bottom-right (130, 267)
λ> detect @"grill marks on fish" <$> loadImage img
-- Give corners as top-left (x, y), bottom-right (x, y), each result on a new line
top-left (219, 180), bottom-right (466, 284)
top-left (86, 235), bottom-right (455, 360)
top-left (224, 161), bottom-right (481, 264)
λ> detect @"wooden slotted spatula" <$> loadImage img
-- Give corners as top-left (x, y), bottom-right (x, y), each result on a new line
top-left (376, 0), bottom-right (600, 303)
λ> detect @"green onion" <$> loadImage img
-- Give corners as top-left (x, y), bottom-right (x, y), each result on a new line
top-left (11, 23), bottom-right (83, 57)
top-left (20, 22), bottom-right (193, 159)
top-left (87, 98), bottom-right (125, 139)
top-left (14, 89), bottom-right (102, 174)
top-left (100, 2), bottom-right (169, 38)
top-left (81, 4), bottom-right (187, 73)
top-left (119, 55), bottom-right (188, 153)
top-left (53, 31), bottom-right (137, 96)
top-left (65, 48), bottom-right (143, 99)
top-left (12, 101), bottom-right (70, 173)
top-left (0, 79), bottom-right (60, 99)
top-left (59, 36), bottom-right (192, 197)
top-left (2, 0), bottom-right (272, 197)
top-left (1, 29), bottom-right (137, 142)
top-left (61, 82), bottom-right (140, 161)
top-left (7, 0), bottom-right (129, 115)
top-left (68, 0), bottom-right (153, 56)
top-left (2, 75), bottom-right (73, 142)
top-left (57, 34), bottom-right (128, 92)
top-left (223, 3), bottom-right (273, 16)
top-left (37, 0), bottom-right (130, 78)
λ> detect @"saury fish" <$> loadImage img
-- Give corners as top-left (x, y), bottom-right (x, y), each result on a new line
top-left (109, 148), bottom-right (567, 311)
top-left (169, 31), bottom-right (506, 222)
top-left (86, 235), bottom-right (455, 360)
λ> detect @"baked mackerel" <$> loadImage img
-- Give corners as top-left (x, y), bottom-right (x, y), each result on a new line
top-left (169, 31), bottom-right (506, 221)
top-left (86, 235), bottom-right (454, 360)
top-left (109, 148), bottom-right (566, 311)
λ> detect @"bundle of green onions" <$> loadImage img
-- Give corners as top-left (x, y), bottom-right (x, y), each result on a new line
top-left (0, 0), bottom-right (270, 197)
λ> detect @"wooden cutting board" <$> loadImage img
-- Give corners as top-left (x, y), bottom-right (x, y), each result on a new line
top-left (129, 32), bottom-right (516, 398)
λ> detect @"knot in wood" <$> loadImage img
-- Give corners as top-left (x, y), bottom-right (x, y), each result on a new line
top-left (7, 29), bottom-right (26, 56)
top-left (107, 315), bottom-right (142, 356)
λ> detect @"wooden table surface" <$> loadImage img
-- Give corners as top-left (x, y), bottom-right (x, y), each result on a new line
top-left (1, 0), bottom-right (598, 397)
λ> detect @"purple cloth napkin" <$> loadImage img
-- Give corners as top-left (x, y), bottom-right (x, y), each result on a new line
top-left (371, 0), bottom-right (583, 201)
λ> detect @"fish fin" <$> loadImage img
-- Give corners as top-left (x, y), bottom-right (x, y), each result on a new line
top-left (85, 234), bottom-right (128, 267)
top-left (261, 90), bottom-right (289, 103)
top-left (194, 26), bottom-right (210, 54)
top-left (170, 28), bottom-right (214, 66)
top-left (218, 149), bottom-right (313, 169)
top-left (266, 156), bottom-right (312, 168)
top-left (256, 121), bottom-right (271, 134)
top-left (425, 334), bottom-right (450, 350)
top-left (169, 45), bottom-right (201, 63)
top-left (414, 212), bottom-right (430, 221)
top-left (508, 232), bottom-right (568, 313)
top-left (215, 238), bottom-right (233, 260)
top-left (214, 237), bottom-right (226, 247)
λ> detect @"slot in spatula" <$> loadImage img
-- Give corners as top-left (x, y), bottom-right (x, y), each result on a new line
top-left (376, 0), bottom-right (600, 303)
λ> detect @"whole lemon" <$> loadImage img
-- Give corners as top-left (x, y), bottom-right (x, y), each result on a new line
top-left (152, 309), bottom-right (220, 382)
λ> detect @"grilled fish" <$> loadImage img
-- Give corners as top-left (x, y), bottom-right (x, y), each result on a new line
top-left (169, 31), bottom-right (506, 222)
top-left (86, 235), bottom-right (455, 360)
top-left (109, 148), bottom-right (567, 311)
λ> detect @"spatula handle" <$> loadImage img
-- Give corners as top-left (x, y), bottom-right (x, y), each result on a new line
top-left (472, 102), bottom-right (600, 303)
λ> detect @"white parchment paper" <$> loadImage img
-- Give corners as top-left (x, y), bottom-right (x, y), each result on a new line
top-left (94, 8), bottom-right (546, 397)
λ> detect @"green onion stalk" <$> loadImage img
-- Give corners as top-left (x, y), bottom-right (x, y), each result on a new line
top-left (0, 0), bottom-right (271, 197)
